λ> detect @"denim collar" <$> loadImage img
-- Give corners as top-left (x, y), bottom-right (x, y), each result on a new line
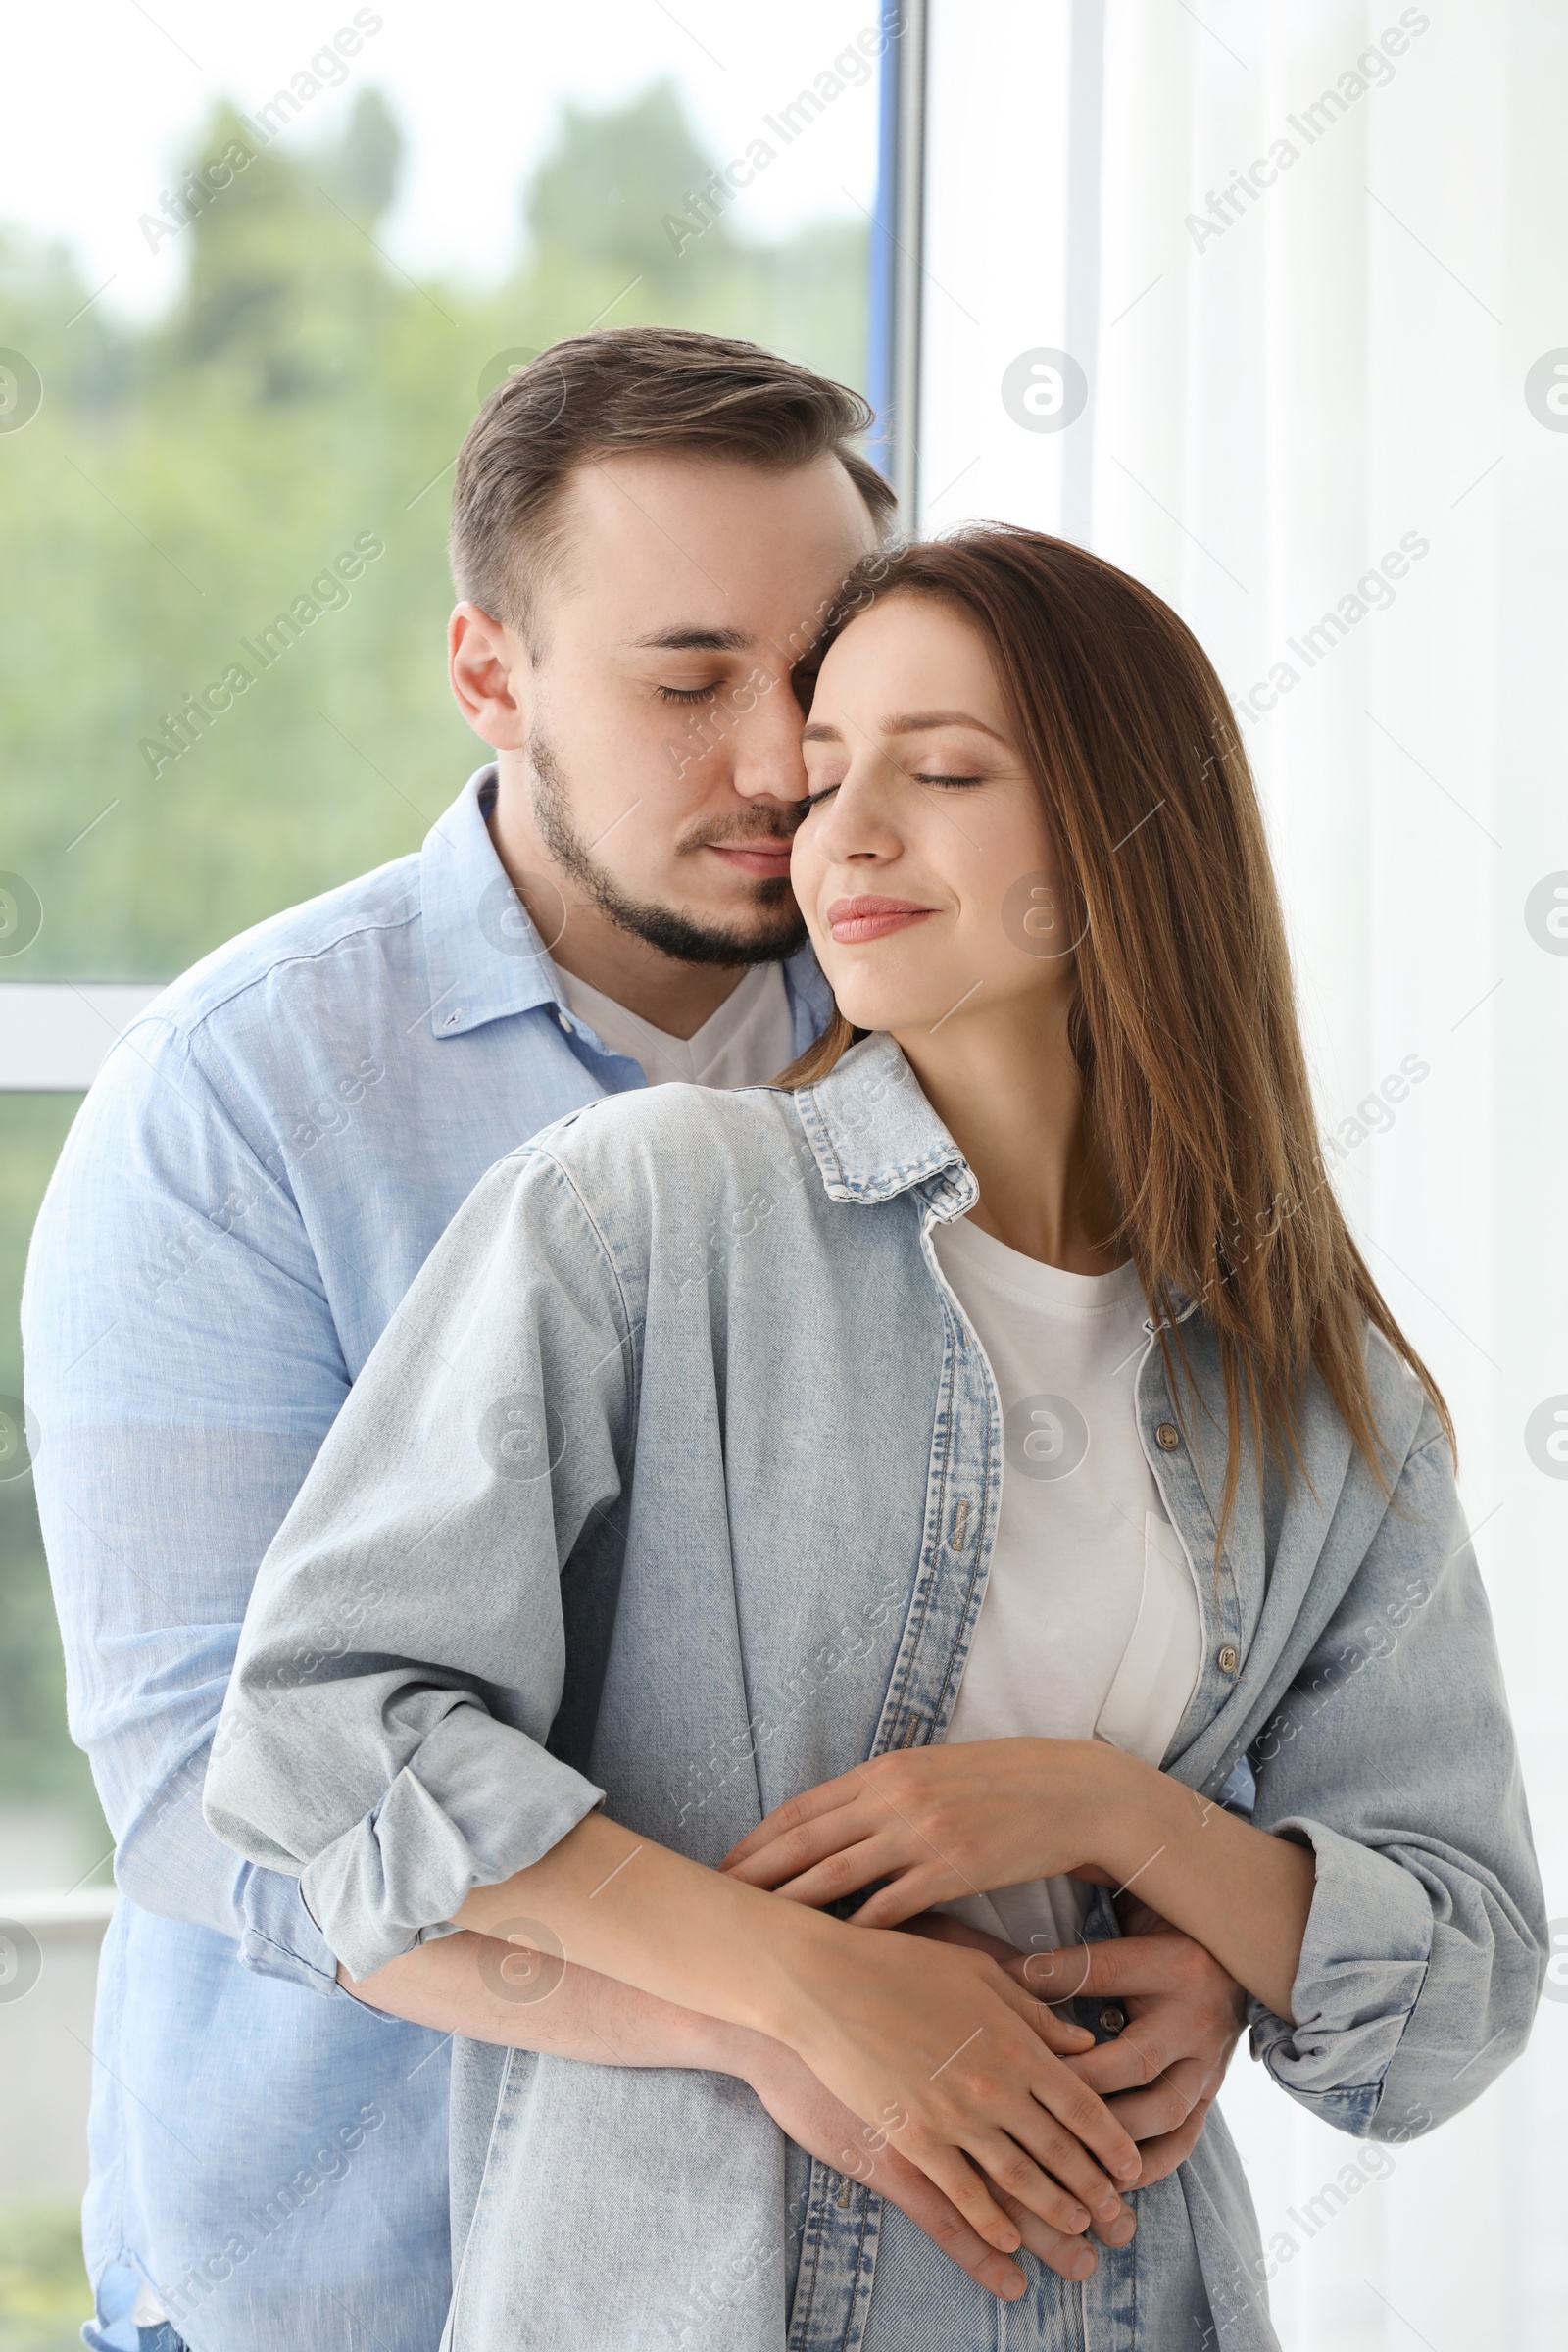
top-left (796, 1033), bottom-right (978, 1209)
top-left (419, 765), bottom-right (830, 1044)
top-left (800, 1036), bottom-right (1205, 1348)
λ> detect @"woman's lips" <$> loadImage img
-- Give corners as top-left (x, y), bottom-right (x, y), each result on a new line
top-left (826, 895), bottom-right (937, 943)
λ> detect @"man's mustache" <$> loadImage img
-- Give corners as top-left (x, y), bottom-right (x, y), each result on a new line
top-left (678, 806), bottom-right (804, 853)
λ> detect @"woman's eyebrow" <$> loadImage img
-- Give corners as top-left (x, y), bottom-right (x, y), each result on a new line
top-left (885, 708), bottom-right (1007, 742)
top-left (801, 709), bottom-right (1008, 748)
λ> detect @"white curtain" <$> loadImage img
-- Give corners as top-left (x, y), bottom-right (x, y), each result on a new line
top-left (917, 3), bottom-right (1567, 2342)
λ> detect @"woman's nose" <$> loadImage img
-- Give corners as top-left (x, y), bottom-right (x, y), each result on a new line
top-left (805, 761), bottom-right (906, 863)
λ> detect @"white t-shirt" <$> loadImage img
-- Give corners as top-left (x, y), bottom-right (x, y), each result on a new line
top-left (930, 1216), bottom-right (1204, 1954)
top-left (554, 960), bottom-right (797, 1090)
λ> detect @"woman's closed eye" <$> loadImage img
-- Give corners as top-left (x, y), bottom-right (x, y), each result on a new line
top-left (802, 769), bottom-right (987, 811)
top-left (655, 681), bottom-right (720, 704)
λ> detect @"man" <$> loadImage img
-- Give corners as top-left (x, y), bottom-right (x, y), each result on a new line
top-left (25, 326), bottom-right (1242, 2352)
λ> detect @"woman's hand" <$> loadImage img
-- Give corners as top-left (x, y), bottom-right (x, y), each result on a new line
top-left (720, 1740), bottom-right (1312, 2020)
top-left (777, 1911), bottom-right (1143, 2252)
top-left (342, 1933), bottom-right (1130, 2294)
top-left (719, 1739), bottom-right (1114, 1926)
top-left (450, 1805), bottom-right (1157, 2254)
top-left (740, 2041), bottom-right (1120, 2297)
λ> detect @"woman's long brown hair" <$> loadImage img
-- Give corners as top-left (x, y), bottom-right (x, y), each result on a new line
top-left (780, 526), bottom-right (1453, 1554)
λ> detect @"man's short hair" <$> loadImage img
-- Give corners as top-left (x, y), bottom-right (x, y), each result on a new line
top-left (449, 325), bottom-right (897, 640)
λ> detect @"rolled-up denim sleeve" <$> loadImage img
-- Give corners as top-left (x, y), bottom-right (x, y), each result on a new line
top-left (1245, 1428), bottom-right (1545, 2139)
top-left (22, 1016), bottom-right (359, 1994)
top-left (1247, 1816), bottom-right (1432, 2125)
top-left (204, 1140), bottom-right (626, 1983)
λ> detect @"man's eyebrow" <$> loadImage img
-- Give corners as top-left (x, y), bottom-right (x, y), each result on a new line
top-left (801, 720), bottom-right (842, 743)
top-left (626, 625), bottom-right (754, 652)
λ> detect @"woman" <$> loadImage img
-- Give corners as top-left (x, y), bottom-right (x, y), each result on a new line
top-left (206, 527), bottom-right (1544, 2352)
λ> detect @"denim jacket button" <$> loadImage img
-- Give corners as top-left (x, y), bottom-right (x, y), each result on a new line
top-left (1155, 1421), bottom-right (1181, 1450)
top-left (1217, 1644), bottom-right (1240, 1675)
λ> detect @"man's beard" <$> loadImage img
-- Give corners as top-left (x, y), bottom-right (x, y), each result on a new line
top-left (527, 729), bottom-right (808, 969)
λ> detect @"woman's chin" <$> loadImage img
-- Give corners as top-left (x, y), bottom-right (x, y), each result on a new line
top-left (832, 1002), bottom-right (939, 1043)
top-left (819, 963), bottom-right (954, 1042)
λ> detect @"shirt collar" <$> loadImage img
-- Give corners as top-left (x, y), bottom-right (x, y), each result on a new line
top-left (798, 1034), bottom-right (1204, 1326)
top-left (418, 767), bottom-right (563, 1039)
top-left (795, 1033), bottom-right (976, 1206)
top-left (783, 942), bottom-right (833, 1036)
top-left (421, 765), bottom-right (833, 1049)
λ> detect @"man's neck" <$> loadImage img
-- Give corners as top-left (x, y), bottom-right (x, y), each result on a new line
top-left (486, 780), bottom-right (753, 1043)
top-left (551, 921), bottom-right (751, 1041)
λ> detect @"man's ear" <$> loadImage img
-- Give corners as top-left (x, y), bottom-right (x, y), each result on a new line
top-left (449, 602), bottom-right (533, 751)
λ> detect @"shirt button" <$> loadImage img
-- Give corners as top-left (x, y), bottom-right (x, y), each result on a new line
top-left (1217, 1644), bottom-right (1240, 1676)
top-left (1155, 1422), bottom-right (1181, 1450)
top-left (1098, 2003), bottom-right (1126, 2035)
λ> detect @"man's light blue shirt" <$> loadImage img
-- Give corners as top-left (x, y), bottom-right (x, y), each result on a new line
top-left (21, 768), bottom-right (829, 2352)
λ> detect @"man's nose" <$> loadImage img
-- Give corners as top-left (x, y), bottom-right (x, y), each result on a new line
top-left (729, 669), bottom-right (810, 803)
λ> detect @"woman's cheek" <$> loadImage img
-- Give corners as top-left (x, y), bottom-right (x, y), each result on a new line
top-left (790, 839), bottom-right (826, 937)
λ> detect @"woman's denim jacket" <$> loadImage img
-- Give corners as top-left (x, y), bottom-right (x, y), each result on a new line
top-left (206, 1035), bottom-right (1545, 2352)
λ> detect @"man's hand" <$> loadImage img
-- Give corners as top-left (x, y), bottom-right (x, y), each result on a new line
top-left (905, 1904), bottom-right (1247, 2198)
top-left (1008, 1901), bottom-right (1247, 2185)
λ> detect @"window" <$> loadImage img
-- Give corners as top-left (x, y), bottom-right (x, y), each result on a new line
top-left (0, 1), bottom-right (884, 2315)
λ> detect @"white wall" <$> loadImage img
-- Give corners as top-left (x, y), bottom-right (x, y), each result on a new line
top-left (920, 3), bottom-right (1567, 2342)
